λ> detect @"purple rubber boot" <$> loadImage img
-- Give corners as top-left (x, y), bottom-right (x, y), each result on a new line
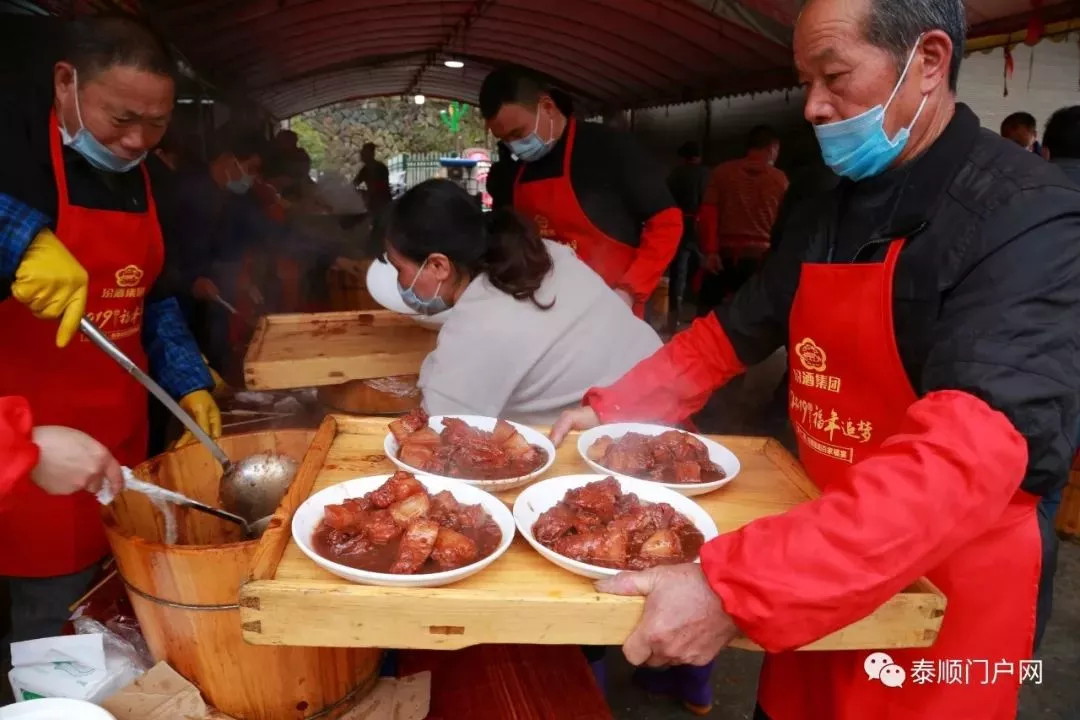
top-left (633, 663), bottom-right (714, 715)
top-left (632, 666), bottom-right (675, 698)
top-left (673, 662), bottom-right (714, 715)
top-left (589, 658), bottom-right (608, 695)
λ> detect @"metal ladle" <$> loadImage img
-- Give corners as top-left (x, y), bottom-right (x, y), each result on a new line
top-left (80, 318), bottom-right (297, 534)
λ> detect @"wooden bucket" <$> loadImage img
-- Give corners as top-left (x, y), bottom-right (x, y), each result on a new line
top-left (1055, 469), bottom-right (1080, 538)
top-left (327, 260), bottom-right (379, 312)
top-left (318, 375), bottom-right (422, 415)
top-left (102, 430), bottom-right (381, 719)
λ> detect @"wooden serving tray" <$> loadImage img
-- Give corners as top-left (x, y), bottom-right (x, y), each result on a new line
top-left (240, 415), bottom-right (945, 651)
top-left (243, 310), bottom-right (436, 390)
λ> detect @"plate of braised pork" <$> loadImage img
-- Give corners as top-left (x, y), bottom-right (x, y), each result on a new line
top-left (577, 423), bottom-right (740, 497)
top-left (293, 471), bottom-right (515, 587)
top-left (386, 409), bottom-right (556, 491)
top-left (513, 475), bottom-right (718, 580)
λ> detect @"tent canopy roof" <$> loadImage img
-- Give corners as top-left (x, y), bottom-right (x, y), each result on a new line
top-left (141, 0), bottom-right (1080, 118)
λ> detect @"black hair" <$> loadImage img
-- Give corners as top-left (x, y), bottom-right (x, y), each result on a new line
top-left (383, 179), bottom-right (554, 308)
top-left (747, 125), bottom-right (779, 150)
top-left (677, 141), bottom-right (701, 160)
top-left (1001, 111), bottom-right (1038, 135)
top-left (64, 15), bottom-right (175, 83)
top-left (1043, 106), bottom-right (1080, 159)
top-left (480, 66), bottom-right (551, 120)
top-left (864, 0), bottom-right (966, 92)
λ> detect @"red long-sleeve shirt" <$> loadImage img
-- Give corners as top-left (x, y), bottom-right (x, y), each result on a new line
top-left (585, 315), bottom-right (1028, 652)
top-left (0, 396), bottom-right (38, 512)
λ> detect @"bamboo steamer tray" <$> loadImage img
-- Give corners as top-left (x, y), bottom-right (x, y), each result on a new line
top-left (243, 310), bottom-right (436, 390)
top-left (103, 430), bottom-right (381, 720)
top-left (240, 415), bottom-right (946, 652)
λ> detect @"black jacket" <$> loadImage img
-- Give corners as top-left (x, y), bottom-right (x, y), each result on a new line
top-left (718, 104), bottom-right (1080, 498)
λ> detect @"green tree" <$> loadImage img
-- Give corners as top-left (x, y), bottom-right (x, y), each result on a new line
top-left (290, 117), bottom-right (327, 167)
top-left (291, 97), bottom-right (491, 176)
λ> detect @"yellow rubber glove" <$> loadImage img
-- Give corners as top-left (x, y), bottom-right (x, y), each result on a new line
top-left (11, 229), bottom-right (88, 348)
top-left (173, 390), bottom-right (222, 449)
top-left (200, 354), bottom-right (229, 396)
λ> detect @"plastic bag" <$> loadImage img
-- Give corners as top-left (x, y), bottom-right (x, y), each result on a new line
top-left (72, 614), bottom-right (153, 677)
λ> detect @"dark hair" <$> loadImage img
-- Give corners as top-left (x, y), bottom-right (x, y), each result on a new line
top-left (863, 0), bottom-right (966, 92)
top-left (480, 66), bottom-right (551, 120)
top-left (1043, 106), bottom-right (1080, 159)
top-left (677, 141), bottom-right (701, 160)
top-left (1002, 111), bottom-right (1038, 135)
top-left (65, 15), bottom-right (174, 83)
top-left (747, 125), bottom-right (779, 150)
top-left (362, 142), bottom-right (376, 153)
top-left (383, 179), bottom-right (554, 308)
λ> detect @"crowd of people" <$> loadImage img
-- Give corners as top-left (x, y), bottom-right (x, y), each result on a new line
top-left (2, 0), bottom-right (1080, 718)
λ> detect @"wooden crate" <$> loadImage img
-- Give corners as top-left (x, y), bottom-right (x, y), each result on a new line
top-left (241, 415), bottom-right (946, 652)
top-left (243, 310), bottom-right (437, 390)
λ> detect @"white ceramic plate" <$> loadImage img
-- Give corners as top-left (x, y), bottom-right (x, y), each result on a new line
top-left (576, 423), bottom-right (741, 497)
top-left (385, 415), bottom-right (556, 492)
top-left (513, 474), bottom-right (719, 580)
top-left (365, 258), bottom-right (452, 329)
top-left (0, 699), bottom-right (117, 720)
top-left (292, 473), bottom-right (515, 588)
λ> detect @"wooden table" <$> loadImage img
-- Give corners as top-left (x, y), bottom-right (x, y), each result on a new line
top-left (240, 416), bottom-right (945, 651)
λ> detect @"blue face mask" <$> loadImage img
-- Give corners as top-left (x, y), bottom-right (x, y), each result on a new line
top-left (813, 39), bottom-right (929, 182)
top-left (226, 158), bottom-right (255, 195)
top-left (398, 258), bottom-right (449, 316)
top-left (507, 110), bottom-right (556, 163)
top-left (60, 70), bottom-right (147, 174)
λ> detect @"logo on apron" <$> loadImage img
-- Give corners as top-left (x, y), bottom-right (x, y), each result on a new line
top-left (795, 337), bottom-right (827, 372)
top-left (789, 337), bottom-right (874, 463)
top-left (115, 264), bottom-right (144, 287)
top-left (87, 264), bottom-right (148, 341)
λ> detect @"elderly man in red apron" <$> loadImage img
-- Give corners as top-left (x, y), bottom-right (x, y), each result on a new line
top-left (480, 67), bottom-right (682, 318)
top-left (0, 16), bottom-right (220, 656)
top-left (552, 0), bottom-right (1078, 717)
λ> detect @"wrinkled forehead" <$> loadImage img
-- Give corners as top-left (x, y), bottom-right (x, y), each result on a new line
top-left (81, 65), bottom-right (174, 119)
top-left (794, 0), bottom-right (873, 69)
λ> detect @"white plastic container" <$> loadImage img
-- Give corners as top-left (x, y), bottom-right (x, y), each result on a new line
top-left (0, 699), bottom-right (116, 720)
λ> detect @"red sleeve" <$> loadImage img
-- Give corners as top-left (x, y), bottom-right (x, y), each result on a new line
top-left (617, 207), bottom-right (682, 302)
top-left (584, 313), bottom-right (746, 424)
top-left (700, 390), bottom-right (1027, 652)
top-left (698, 204), bottom-right (719, 255)
top-left (0, 396), bottom-right (38, 512)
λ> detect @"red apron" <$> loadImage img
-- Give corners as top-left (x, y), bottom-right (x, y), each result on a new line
top-left (761, 240), bottom-right (1041, 719)
top-left (513, 117), bottom-right (642, 315)
top-left (0, 111), bottom-right (163, 577)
